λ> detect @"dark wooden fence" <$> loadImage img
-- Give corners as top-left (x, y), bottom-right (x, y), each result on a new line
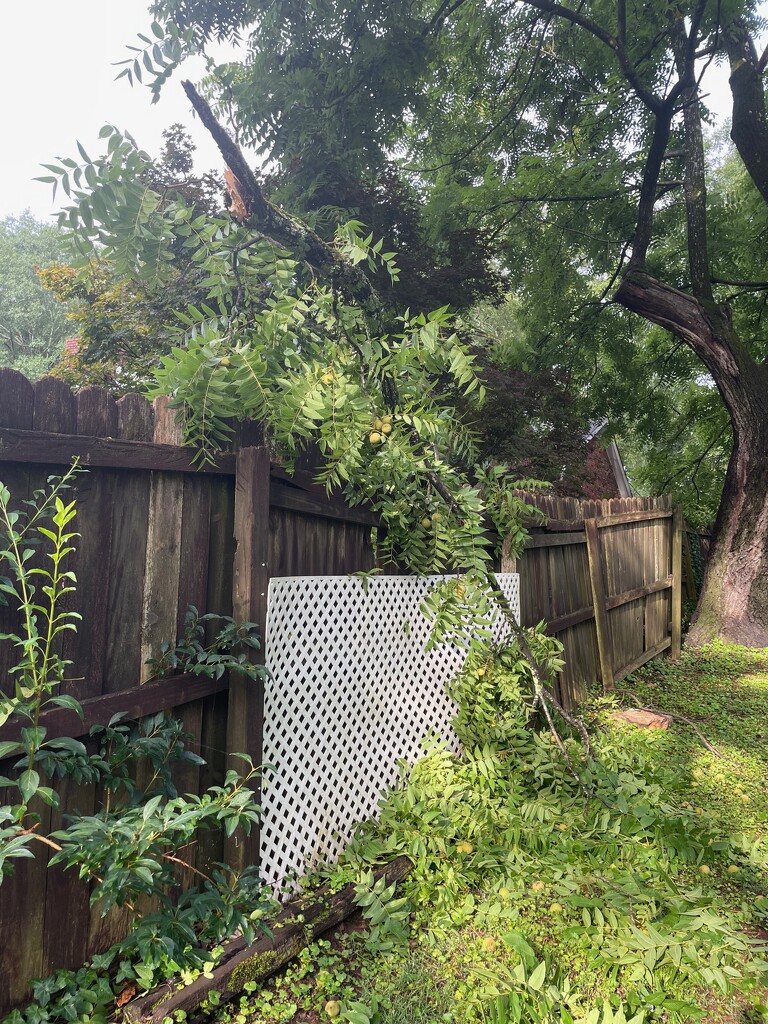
top-left (0, 369), bottom-right (687, 1011)
top-left (504, 493), bottom-right (683, 707)
top-left (0, 370), bottom-right (379, 1013)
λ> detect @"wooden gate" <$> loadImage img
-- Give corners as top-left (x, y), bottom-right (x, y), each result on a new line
top-left (584, 505), bottom-right (682, 688)
top-left (508, 495), bottom-right (683, 704)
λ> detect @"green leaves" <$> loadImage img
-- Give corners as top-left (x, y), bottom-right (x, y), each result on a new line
top-left (114, 20), bottom-right (194, 102)
top-left (0, 462), bottom-right (85, 808)
top-left (354, 869), bottom-right (413, 953)
top-left (18, 769), bottom-right (39, 804)
top-left (145, 605), bottom-right (265, 684)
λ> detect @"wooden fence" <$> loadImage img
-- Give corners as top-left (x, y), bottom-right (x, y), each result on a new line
top-left (505, 493), bottom-right (683, 707)
top-left (0, 370), bottom-right (379, 1013)
top-left (0, 369), bottom-right (686, 1011)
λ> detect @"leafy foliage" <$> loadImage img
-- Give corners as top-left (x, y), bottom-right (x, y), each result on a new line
top-left (45, 125), bottom-right (547, 573)
top-left (0, 462), bottom-right (84, 796)
top-left (135, 0), bottom-right (768, 566)
top-left (0, 213), bottom-right (74, 379)
top-left (199, 645), bottom-right (768, 1023)
top-left (37, 126), bottom-right (224, 394)
top-left (145, 605), bottom-right (265, 682)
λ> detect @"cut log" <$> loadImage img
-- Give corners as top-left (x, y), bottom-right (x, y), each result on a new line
top-left (122, 857), bottom-right (412, 1024)
top-left (608, 709), bottom-right (672, 729)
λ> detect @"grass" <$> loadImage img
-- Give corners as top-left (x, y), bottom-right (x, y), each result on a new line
top-left (213, 643), bottom-right (768, 1024)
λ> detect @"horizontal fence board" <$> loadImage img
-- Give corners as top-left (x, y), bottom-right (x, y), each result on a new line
top-left (0, 427), bottom-right (236, 475)
top-left (615, 636), bottom-right (672, 684)
top-left (0, 674), bottom-right (229, 746)
top-left (524, 531), bottom-right (585, 548)
top-left (546, 605), bottom-right (595, 634)
top-left (605, 576), bottom-right (673, 610)
top-left (269, 477), bottom-right (380, 526)
top-left (596, 508), bottom-right (673, 527)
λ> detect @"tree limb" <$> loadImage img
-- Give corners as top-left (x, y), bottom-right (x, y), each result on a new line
top-left (522, 0), bottom-right (662, 112)
top-left (723, 20), bottom-right (768, 204)
top-left (627, 105), bottom-right (675, 267)
top-left (181, 80), bottom-right (386, 321)
top-left (615, 271), bottom-right (741, 383)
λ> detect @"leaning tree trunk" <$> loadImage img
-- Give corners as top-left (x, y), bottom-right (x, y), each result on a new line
top-left (687, 389), bottom-right (768, 647)
top-left (616, 271), bottom-right (768, 648)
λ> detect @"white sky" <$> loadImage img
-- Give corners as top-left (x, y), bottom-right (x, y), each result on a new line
top-left (0, 2), bottom-right (755, 221)
top-left (0, 1), bottom-right (245, 220)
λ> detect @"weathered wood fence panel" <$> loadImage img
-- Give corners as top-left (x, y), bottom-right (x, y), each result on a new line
top-left (0, 371), bottom-right (382, 1013)
top-left (511, 492), bottom-right (682, 707)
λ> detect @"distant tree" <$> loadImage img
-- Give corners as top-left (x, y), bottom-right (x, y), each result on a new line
top-left (39, 126), bottom-right (224, 393)
top-left (0, 213), bottom-right (73, 378)
top-left (458, 297), bottom-right (591, 491)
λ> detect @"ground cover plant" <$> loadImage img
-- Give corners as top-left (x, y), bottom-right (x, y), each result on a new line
top-left (207, 644), bottom-right (768, 1024)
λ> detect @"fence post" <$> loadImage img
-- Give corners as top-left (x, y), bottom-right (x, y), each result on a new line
top-left (500, 535), bottom-right (517, 573)
top-left (226, 445), bottom-right (271, 871)
top-left (681, 520), bottom-right (697, 605)
top-left (584, 517), bottom-right (614, 691)
top-left (671, 506), bottom-right (683, 660)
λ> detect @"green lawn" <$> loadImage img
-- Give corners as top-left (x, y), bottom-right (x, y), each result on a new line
top-left (215, 644), bottom-right (768, 1024)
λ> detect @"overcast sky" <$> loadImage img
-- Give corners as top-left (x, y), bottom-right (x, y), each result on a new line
top-left (0, 1), bottom-right (244, 221)
top-left (0, 2), bottom-right (752, 222)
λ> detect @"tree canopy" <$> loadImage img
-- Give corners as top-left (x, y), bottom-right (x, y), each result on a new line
top-left (0, 213), bottom-right (74, 379)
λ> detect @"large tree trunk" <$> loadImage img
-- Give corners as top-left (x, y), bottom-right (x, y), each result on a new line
top-left (615, 271), bottom-right (768, 648)
top-left (688, 407), bottom-right (768, 646)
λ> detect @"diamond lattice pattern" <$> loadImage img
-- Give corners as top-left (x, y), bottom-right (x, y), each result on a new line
top-left (260, 573), bottom-right (521, 889)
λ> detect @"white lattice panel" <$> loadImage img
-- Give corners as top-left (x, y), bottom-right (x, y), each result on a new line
top-left (260, 573), bottom-right (520, 889)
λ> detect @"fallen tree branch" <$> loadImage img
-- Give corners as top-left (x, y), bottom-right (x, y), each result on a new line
top-left (181, 81), bottom-right (385, 321)
top-left (123, 856), bottom-right (411, 1024)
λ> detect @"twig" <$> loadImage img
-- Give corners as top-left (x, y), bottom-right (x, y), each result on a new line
top-left (624, 691), bottom-right (724, 757)
top-left (594, 873), bottom-right (638, 924)
top-left (161, 853), bottom-right (215, 885)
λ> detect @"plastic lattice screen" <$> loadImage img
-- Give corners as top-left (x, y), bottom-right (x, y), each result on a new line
top-left (260, 573), bottom-right (520, 890)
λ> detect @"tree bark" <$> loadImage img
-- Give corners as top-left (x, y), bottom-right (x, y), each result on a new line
top-left (687, 406), bottom-right (768, 647)
top-left (615, 271), bottom-right (768, 646)
top-left (724, 20), bottom-right (768, 204)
